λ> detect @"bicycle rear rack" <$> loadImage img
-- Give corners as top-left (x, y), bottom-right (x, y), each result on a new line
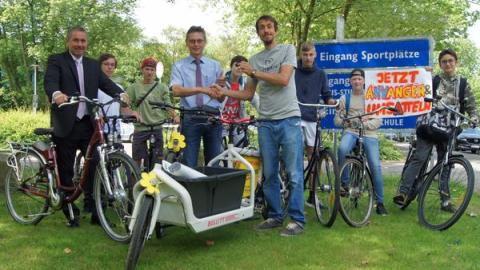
top-left (6, 142), bottom-right (31, 181)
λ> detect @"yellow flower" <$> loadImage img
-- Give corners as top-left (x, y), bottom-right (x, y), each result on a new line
top-left (167, 131), bottom-right (186, 153)
top-left (140, 171), bottom-right (160, 194)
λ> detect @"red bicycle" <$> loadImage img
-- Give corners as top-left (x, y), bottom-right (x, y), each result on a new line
top-left (4, 96), bottom-right (140, 243)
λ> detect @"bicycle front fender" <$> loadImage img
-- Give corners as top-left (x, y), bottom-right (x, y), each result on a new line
top-left (128, 190), bottom-right (161, 238)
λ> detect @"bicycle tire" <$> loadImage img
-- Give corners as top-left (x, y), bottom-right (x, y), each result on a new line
top-left (95, 151), bottom-right (140, 243)
top-left (338, 158), bottom-right (374, 227)
top-left (417, 156), bottom-right (474, 230)
top-left (125, 196), bottom-right (153, 270)
top-left (4, 149), bottom-right (49, 225)
top-left (165, 151), bottom-right (177, 163)
top-left (313, 149), bottom-right (340, 227)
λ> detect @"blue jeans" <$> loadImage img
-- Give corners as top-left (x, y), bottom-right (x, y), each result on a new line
top-left (337, 132), bottom-right (384, 204)
top-left (258, 117), bottom-right (305, 225)
top-left (181, 115), bottom-right (223, 167)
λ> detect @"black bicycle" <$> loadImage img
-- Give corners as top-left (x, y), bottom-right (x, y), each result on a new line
top-left (338, 105), bottom-right (401, 227)
top-left (400, 97), bottom-right (476, 230)
top-left (299, 101), bottom-right (340, 227)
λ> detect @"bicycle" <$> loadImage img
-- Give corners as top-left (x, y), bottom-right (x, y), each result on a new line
top-left (5, 96), bottom-right (140, 243)
top-left (299, 101), bottom-right (340, 227)
top-left (409, 97), bottom-right (475, 230)
top-left (338, 104), bottom-right (402, 227)
top-left (125, 109), bottom-right (256, 270)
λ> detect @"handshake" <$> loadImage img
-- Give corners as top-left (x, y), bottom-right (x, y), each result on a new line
top-left (198, 75), bottom-right (227, 100)
top-left (203, 83), bottom-right (226, 100)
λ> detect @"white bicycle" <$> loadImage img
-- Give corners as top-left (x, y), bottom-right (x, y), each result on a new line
top-left (125, 111), bottom-right (256, 270)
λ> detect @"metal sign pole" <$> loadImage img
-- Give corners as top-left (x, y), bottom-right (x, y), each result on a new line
top-left (32, 64), bottom-right (39, 115)
top-left (333, 16), bottom-right (345, 155)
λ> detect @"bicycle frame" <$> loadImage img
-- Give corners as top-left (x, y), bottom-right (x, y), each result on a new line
top-left (419, 98), bottom-right (473, 187)
top-left (299, 101), bottom-right (339, 177)
top-left (341, 105), bottom-right (402, 194)
top-left (45, 97), bottom-right (123, 204)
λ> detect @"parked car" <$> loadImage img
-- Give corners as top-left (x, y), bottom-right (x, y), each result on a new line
top-left (120, 121), bottom-right (135, 142)
top-left (456, 128), bottom-right (480, 154)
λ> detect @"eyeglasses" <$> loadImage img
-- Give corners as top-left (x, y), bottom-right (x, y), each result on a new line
top-left (441, 59), bottom-right (456, 65)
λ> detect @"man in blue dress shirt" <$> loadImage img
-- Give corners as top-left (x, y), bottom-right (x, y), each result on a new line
top-left (170, 26), bottom-right (224, 167)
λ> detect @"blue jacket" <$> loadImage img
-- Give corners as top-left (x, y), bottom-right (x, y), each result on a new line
top-left (295, 60), bottom-right (332, 122)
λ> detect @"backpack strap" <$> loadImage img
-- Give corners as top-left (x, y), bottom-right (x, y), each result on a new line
top-left (459, 77), bottom-right (467, 113)
top-left (432, 75), bottom-right (441, 98)
top-left (135, 82), bottom-right (158, 107)
top-left (345, 93), bottom-right (351, 117)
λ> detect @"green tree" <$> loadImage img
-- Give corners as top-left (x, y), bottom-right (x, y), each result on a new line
top-left (0, 0), bottom-right (141, 110)
top-left (217, 0), bottom-right (478, 53)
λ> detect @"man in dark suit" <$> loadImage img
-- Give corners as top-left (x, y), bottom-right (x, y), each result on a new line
top-left (44, 26), bottom-right (128, 227)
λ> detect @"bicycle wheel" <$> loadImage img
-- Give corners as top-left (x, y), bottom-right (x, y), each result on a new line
top-left (417, 156), bottom-right (474, 230)
top-left (125, 196), bottom-right (153, 270)
top-left (4, 149), bottom-right (49, 225)
top-left (339, 159), bottom-right (374, 227)
top-left (165, 151), bottom-right (177, 163)
top-left (94, 151), bottom-right (140, 243)
top-left (312, 150), bottom-right (340, 227)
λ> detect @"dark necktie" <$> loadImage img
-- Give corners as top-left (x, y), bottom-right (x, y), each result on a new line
top-left (195, 58), bottom-right (203, 107)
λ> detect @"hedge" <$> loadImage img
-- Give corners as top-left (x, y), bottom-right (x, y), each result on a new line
top-left (0, 110), bottom-right (50, 148)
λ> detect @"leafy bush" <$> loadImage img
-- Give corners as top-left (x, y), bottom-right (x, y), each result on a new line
top-left (0, 110), bottom-right (50, 148)
top-left (378, 135), bottom-right (403, 160)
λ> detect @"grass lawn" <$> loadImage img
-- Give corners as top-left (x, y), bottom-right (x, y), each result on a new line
top-left (0, 175), bottom-right (479, 270)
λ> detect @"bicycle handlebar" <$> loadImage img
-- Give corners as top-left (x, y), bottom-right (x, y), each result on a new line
top-left (58, 95), bottom-right (125, 109)
top-left (424, 97), bottom-right (475, 124)
top-left (149, 101), bottom-right (221, 117)
top-left (220, 116), bottom-right (256, 126)
top-left (344, 105), bottom-right (402, 121)
top-left (298, 100), bottom-right (339, 108)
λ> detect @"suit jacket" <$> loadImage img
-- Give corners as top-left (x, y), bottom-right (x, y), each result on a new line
top-left (44, 51), bottom-right (123, 138)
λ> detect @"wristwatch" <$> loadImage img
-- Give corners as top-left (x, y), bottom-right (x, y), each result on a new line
top-left (250, 69), bottom-right (257, 78)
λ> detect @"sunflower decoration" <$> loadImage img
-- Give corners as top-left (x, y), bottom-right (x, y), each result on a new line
top-left (167, 131), bottom-right (186, 153)
top-left (140, 171), bottom-right (160, 194)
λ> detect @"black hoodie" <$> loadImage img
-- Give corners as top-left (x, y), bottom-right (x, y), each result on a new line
top-left (295, 60), bottom-right (332, 122)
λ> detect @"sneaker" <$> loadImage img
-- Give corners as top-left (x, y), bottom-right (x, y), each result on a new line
top-left (255, 218), bottom-right (283, 230)
top-left (393, 193), bottom-right (407, 207)
top-left (376, 203), bottom-right (388, 216)
top-left (441, 201), bottom-right (456, 213)
top-left (280, 222), bottom-right (304, 237)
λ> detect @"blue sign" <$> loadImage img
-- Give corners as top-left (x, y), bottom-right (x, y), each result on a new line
top-left (316, 38), bottom-right (432, 129)
top-left (315, 38), bottom-right (430, 69)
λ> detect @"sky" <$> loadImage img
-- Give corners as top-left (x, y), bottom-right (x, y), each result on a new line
top-left (134, 0), bottom-right (480, 48)
top-left (133, 0), bottom-right (226, 42)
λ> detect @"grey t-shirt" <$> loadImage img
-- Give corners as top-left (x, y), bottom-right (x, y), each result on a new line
top-left (249, 44), bottom-right (300, 120)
